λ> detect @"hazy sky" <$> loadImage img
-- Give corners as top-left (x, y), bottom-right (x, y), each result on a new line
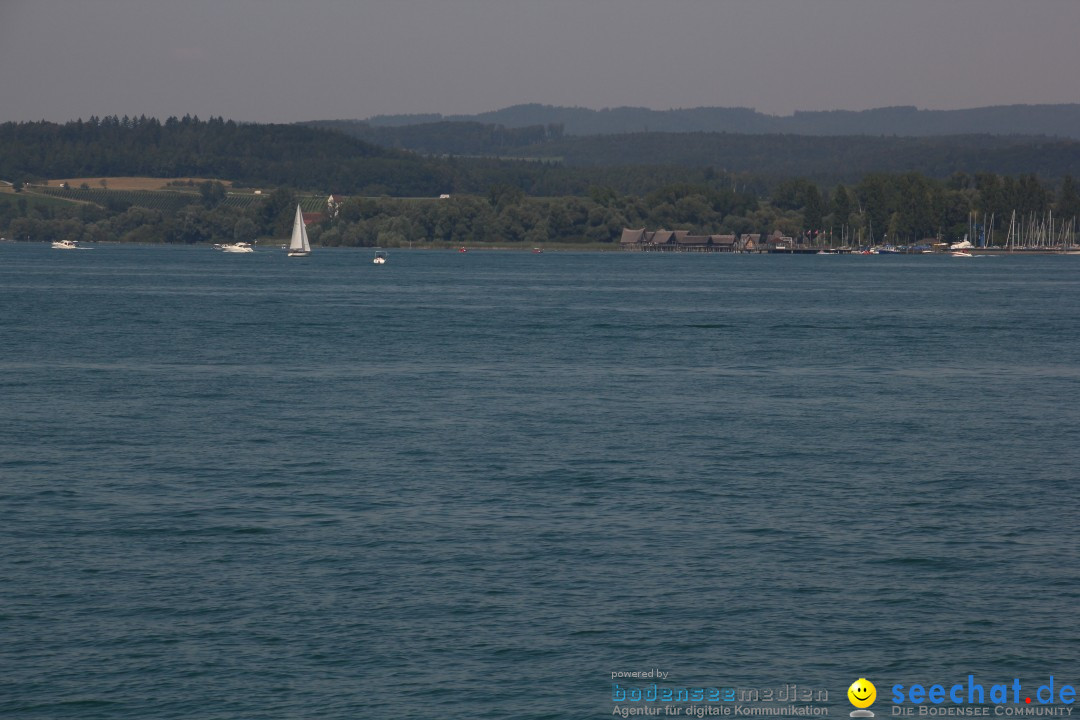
top-left (3, 0), bottom-right (1080, 124)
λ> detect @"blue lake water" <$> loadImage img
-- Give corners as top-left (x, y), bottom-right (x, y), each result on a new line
top-left (2, 244), bottom-right (1078, 719)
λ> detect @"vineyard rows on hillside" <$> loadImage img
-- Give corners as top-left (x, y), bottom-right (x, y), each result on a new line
top-left (37, 186), bottom-right (329, 214)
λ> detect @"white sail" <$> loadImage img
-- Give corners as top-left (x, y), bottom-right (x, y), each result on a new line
top-left (288, 204), bottom-right (310, 255)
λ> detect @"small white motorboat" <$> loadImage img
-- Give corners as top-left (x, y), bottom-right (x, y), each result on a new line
top-left (216, 242), bottom-right (254, 253)
top-left (373, 250), bottom-right (387, 265)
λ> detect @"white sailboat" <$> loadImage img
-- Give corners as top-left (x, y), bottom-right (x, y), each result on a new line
top-left (287, 205), bottom-right (311, 257)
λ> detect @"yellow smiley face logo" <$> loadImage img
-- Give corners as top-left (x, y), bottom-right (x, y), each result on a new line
top-left (848, 678), bottom-right (876, 708)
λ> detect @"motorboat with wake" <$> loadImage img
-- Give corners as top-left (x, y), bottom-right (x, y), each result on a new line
top-left (52, 239), bottom-right (89, 250)
top-left (215, 242), bottom-right (254, 253)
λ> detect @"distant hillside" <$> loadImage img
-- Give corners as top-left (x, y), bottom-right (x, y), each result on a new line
top-left (305, 120), bottom-right (1080, 184)
top-left (1, 116), bottom-right (757, 197)
top-left (0, 116), bottom-right (460, 196)
top-left (515, 132), bottom-right (1080, 182)
top-left (361, 103), bottom-right (1080, 139)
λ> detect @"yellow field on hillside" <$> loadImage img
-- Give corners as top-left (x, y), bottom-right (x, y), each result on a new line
top-left (44, 177), bottom-right (234, 191)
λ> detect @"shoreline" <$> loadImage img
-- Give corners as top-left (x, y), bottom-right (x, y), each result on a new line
top-left (8, 238), bottom-right (1080, 255)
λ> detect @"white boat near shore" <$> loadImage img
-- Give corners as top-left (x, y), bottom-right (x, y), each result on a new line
top-left (215, 242), bottom-right (254, 253)
top-left (52, 239), bottom-right (90, 250)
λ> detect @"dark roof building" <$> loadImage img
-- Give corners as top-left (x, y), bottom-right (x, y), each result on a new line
top-left (650, 230), bottom-right (675, 247)
top-left (678, 234), bottom-right (710, 246)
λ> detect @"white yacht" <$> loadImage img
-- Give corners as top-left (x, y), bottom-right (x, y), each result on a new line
top-left (52, 239), bottom-right (81, 250)
top-left (216, 242), bottom-right (254, 253)
top-left (950, 237), bottom-right (974, 251)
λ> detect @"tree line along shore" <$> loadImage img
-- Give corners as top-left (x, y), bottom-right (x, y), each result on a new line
top-left (1, 116), bottom-right (1078, 248)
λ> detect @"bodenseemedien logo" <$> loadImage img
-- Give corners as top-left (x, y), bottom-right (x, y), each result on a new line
top-left (849, 678), bottom-right (877, 717)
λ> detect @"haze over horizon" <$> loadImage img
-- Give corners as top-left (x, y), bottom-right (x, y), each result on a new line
top-left (3, 0), bottom-right (1080, 125)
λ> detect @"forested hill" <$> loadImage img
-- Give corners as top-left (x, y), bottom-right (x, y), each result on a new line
top-left (514, 132), bottom-right (1080, 182)
top-left (0, 115), bottom-right (461, 196)
top-left (360, 103), bottom-right (1080, 139)
top-left (1, 115), bottom-right (708, 196)
top-left (304, 120), bottom-right (1080, 184)
top-left (8, 115), bottom-right (1080, 195)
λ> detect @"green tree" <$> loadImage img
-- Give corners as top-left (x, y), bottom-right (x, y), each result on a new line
top-left (975, 173), bottom-right (1004, 217)
top-left (674, 195), bottom-right (712, 227)
top-left (1056, 175), bottom-right (1080, 221)
top-left (488, 184), bottom-right (524, 210)
top-left (260, 187), bottom-right (296, 236)
top-left (856, 175), bottom-right (890, 243)
top-left (588, 185), bottom-right (619, 208)
top-left (771, 178), bottom-right (811, 211)
top-left (802, 184), bottom-right (825, 235)
top-left (172, 207), bottom-right (215, 244)
top-left (199, 180), bottom-right (227, 207)
top-left (233, 217), bottom-right (257, 241)
top-left (893, 174), bottom-right (935, 241)
top-left (1010, 174), bottom-right (1050, 217)
top-left (524, 220), bottom-right (550, 246)
top-left (831, 185), bottom-right (852, 230)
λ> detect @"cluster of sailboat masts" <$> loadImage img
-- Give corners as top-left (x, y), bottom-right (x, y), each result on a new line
top-left (995, 210), bottom-right (1078, 250)
top-left (831, 212), bottom-right (1079, 249)
top-left (966, 211), bottom-right (1080, 249)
